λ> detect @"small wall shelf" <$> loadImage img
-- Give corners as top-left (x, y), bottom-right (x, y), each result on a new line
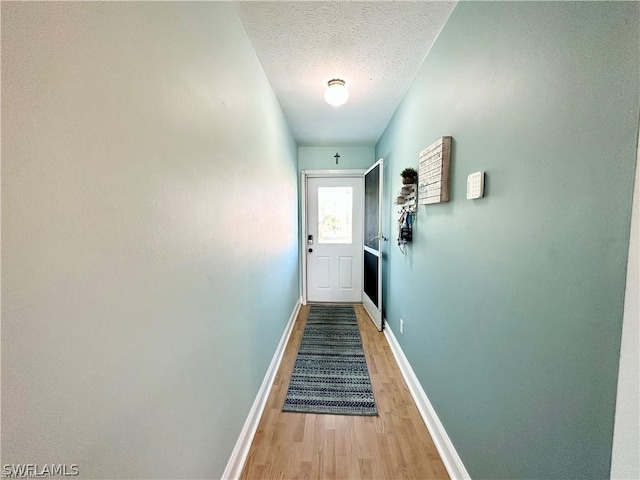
top-left (395, 183), bottom-right (417, 212)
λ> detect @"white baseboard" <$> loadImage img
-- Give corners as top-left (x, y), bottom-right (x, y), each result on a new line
top-left (384, 323), bottom-right (471, 480)
top-left (221, 298), bottom-right (302, 480)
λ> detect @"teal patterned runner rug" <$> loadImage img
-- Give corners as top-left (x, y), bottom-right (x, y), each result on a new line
top-left (282, 304), bottom-right (378, 416)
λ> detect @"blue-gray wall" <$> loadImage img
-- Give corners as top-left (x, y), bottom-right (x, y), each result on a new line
top-left (298, 145), bottom-right (375, 171)
top-left (1, 3), bottom-right (298, 478)
top-left (376, 2), bottom-right (639, 479)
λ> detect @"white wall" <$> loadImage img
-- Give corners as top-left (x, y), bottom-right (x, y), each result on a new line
top-left (611, 134), bottom-right (640, 479)
top-left (1, 3), bottom-right (299, 478)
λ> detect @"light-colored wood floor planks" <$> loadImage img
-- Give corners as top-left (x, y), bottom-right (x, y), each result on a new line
top-left (240, 304), bottom-right (450, 480)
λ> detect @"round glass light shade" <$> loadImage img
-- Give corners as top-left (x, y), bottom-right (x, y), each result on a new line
top-left (324, 79), bottom-right (349, 106)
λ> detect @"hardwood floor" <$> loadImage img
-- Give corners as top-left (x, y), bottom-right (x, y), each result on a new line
top-left (239, 304), bottom-right (450, 480)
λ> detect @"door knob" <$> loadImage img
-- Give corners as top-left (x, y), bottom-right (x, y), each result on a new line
top-left (308, 248), bottom-right (313, 253)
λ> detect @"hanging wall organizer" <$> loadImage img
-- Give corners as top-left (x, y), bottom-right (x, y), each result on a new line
top-left (395, 176), bottom-right (417, 251)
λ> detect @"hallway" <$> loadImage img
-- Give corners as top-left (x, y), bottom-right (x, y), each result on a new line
top-left (240, 305), bottom-right (449, 480)
top-left (2, 2), bottom-right (637, 478)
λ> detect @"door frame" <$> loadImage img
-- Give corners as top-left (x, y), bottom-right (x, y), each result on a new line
top-left (363, 158), bottom-right (385, 330)
top-left (301, 169), bottom-right (366, 305)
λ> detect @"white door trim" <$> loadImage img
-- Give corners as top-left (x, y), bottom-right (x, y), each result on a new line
top-left (610, 123), bottom-right (640, 479)
top-left (301, 169), bottom-right (366, 305)
top-left (362, 159), bottom-right (385, 330)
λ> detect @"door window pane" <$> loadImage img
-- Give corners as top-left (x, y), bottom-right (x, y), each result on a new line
top-left (364, 164), bottom-right (380, 250)
top-left (318, 187), bottom-right (353, 244)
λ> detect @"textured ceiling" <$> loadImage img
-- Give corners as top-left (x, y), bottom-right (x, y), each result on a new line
top-left (236, 1), bottom-right (457, 146)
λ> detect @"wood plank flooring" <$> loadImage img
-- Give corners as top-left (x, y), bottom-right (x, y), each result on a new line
top-left (240, 304), bottom-right (450, 480)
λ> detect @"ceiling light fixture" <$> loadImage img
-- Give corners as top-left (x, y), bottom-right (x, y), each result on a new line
top-left (324, 79), bottom-right (349, 106)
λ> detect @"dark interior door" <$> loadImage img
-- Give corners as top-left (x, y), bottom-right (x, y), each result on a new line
top-left (363, 159), bottom-right (384, 330)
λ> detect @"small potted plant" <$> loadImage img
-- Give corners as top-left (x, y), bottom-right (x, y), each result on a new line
top-left (401, 167), bottom-right (418, 185)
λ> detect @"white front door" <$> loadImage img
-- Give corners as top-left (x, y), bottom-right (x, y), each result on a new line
top-left (306, 176), bottom-right (363, 303)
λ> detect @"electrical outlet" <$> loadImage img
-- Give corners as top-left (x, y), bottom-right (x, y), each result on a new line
top-left (400, 318), bottom-right (404, 334)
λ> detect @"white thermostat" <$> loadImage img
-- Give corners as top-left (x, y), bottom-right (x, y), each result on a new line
top-left (466, 171), bottom-right (485, 199)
